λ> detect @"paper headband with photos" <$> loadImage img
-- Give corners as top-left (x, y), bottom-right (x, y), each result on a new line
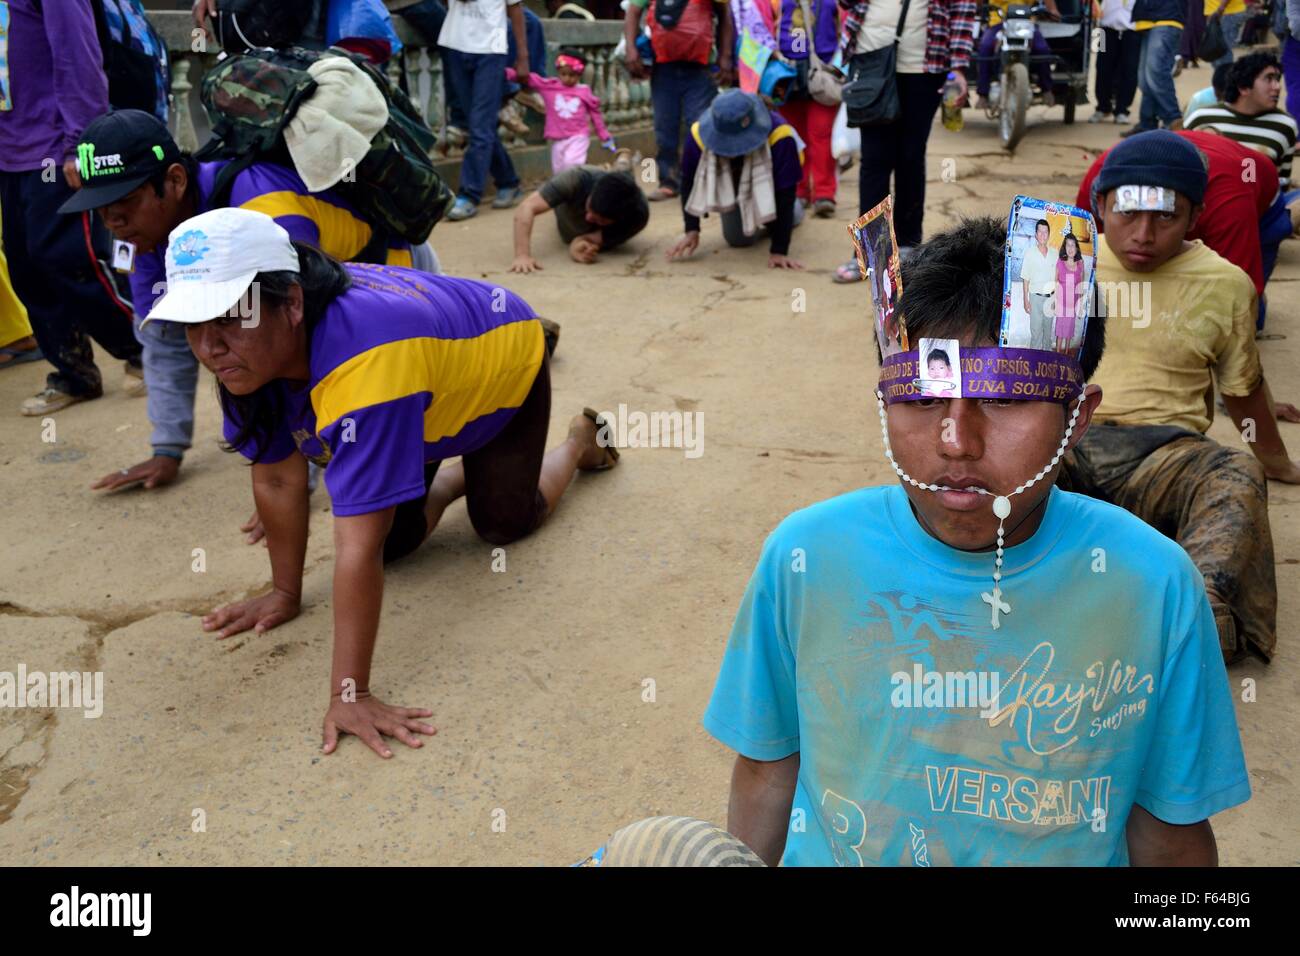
top-left (849, 195), bottom-right (1096, 405)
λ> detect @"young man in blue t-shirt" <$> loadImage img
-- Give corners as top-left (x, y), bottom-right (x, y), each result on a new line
top-left (702, 217), bottom-right (1250, 866)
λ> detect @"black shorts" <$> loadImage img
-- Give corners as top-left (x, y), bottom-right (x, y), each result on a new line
top-left (381, 354), bottom-right (552, 563)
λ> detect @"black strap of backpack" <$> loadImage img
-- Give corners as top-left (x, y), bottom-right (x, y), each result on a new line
top-left (355, 226), bottom-right (390, 265)
top-left (894, 0), bottom-right (912, 46)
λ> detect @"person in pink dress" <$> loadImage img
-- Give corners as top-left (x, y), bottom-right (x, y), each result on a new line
top-left (1054, 233), bottom-right (1085, 353)
top-left (508, 52), bottom-right (615, 174)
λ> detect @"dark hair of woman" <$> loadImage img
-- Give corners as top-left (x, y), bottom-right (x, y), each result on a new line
top-left (1058, 233), bottom-right (1081, 262)
top-left (218, 242), bottom-right (352, 461)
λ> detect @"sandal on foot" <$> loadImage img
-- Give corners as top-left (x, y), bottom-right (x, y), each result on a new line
top-left (833, 258), bottom-right (867, 283)
top-left (0, 342), bottom-right (43, 369)
top-left (580, 407), bottom-right (620, 471)
top-left (539, 317), bottom-right (560, 358)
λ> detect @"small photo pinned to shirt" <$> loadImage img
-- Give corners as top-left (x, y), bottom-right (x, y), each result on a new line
top-left (1111, 183), bottom-right (1177, 213)
top-left (1000, 195), bottom-right (1097, 358)
top-left (917, 338), bottom-right (961, 399)
top-left (848, 195), bottom-right (908, 360)
top-left (111, 238), bottom-right (136, 274)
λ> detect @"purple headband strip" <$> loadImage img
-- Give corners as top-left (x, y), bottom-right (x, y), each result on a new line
top-left (879, 348), bottom-right (1084, 405)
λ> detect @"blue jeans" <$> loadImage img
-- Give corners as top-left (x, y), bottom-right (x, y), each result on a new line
top-left (1210, 12), bottom-right (1246, 68)
top-left (505, 7), bottom-right (547, 97)
top-left (396, 1), bottom-right (467, 128)
top-left (1258, 187), bottom-right (1300, 328)
top-left (650, 61), bottom-right (717, 192)
top-left (443, 49), bottom-right (520, 203)
top-left (1138, 25), bottom-right (1182, 128)
top-left (134, 315), bottom-right (199, 456)
top-left (1283, 35), bottom-right (1300, 120)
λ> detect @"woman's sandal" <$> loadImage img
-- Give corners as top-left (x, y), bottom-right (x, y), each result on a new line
top-left (580, 407), bottom-right (620, 471)
top-left (0, 341), bottom-right (43, 370)
top-left (832, 259), bottom-right (867, 284)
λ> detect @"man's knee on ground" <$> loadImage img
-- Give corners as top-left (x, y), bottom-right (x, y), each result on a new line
top-left (468, 498), bottom-right (543, 547)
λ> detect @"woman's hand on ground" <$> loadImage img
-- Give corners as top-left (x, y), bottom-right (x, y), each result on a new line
top-left (510, 254), bottom-right (544, 273)
top-left (768, 253), bottom-right (805, 270)
top-left (202, 589), bottom-right (299, 639)
top-left (241, 509), bottom-right (267, 545)
top-left (666, 232), bottom-right (700, 261)
top-left (91, 455), bottom-right (179, 491)
top-left (322, 694), bottom-right (436, 758)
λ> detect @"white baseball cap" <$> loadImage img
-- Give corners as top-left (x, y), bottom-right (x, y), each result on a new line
top-left (144, 207), bottom-right (301, 325)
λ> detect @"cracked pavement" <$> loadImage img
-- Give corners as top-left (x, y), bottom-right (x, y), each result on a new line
top-left (1, 82), bottom-right (1297, 864)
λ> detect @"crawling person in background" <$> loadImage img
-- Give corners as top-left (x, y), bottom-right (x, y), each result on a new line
top-left (510, 166), bottom-right (648, 272)
top-left (698, 216), bottom-right (1248, 866)
top-left (149, 208), bottom-right (618, 758)
top-left (61, 111), bottom-right (461, 538)
top-left (666, 90), bottom-right (806, 270)
top-left (1066, 129), bottom-right (1299, 663)
top-left (507, 51), bottom-right (615, 174)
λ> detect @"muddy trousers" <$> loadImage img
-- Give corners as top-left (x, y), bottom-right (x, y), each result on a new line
top-left (1061, 423), bottom-right (1276, 662)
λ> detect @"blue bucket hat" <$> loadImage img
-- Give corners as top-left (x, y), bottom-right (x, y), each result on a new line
top-left (697, 90), bottom-right (772, 158)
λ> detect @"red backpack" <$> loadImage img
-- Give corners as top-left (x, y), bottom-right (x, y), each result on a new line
top-left (649, 0), bottom-right (717, 66)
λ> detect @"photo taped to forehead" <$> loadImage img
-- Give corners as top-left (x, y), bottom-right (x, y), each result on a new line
top-left (848, 197), bottom-right (909, 360)
top-left (918, 338), bottom-right (962, 399)
top-left (1111, 184), bottom-right (1177, 213)
top-left (1000, 195), bottom-right (1097, 361)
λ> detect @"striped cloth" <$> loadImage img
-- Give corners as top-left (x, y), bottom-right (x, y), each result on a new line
top-left (583, 817), bottom-right (767, 867)
top-left (1184, 105), bottom-right (1298, 187)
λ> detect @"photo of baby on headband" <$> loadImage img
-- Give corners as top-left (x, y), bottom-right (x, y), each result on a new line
top-left (1000, 195), bottom-right (1097, 358)
top-left (917, 338), bottom-right (962, 399)
top-left (849, 197), bottom-right (908, 360)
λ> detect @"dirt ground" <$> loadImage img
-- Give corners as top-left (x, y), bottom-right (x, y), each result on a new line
top-left (2, 65), bottom-right (1297, 866)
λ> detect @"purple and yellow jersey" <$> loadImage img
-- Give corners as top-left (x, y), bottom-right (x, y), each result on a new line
top-left (131, 160), bottom-right (413, 316)
top-left (222, 265), bottom-right (545, 517)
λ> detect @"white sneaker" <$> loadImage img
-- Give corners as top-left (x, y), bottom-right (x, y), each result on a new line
top-left (1089, 111), bottom-right (1111, 124)
top-left (1115, 112), bottom-right (1131, 124)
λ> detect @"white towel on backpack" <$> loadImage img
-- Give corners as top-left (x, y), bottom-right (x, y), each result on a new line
top-left (284, 56), bottom-right (388, 192)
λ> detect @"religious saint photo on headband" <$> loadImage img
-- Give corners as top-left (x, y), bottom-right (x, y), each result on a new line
top-left (1000, 195), bottom-right (1097, 358)
top-left (849, 196), bottom-right (908, 360)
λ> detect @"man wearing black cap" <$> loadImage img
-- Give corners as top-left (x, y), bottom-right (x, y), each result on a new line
top-left (0, 0), bottom-right (143, 416)
top-left (665, 90), bottom-right (806, 270)
top-left (61, 109), bottom-right (429, 504)
top-left (1063, 129), bottom-right (1297, 664)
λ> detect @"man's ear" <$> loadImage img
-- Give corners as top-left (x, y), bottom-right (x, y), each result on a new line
top-left (1065, 383), bottom-right (1104, 452)
top-left (1094, 191), bottom-right (1107, 230)
top-left (165, 162), bottom-right (188, 201)
top-left (1186, 202), bottom-right (1205, 234)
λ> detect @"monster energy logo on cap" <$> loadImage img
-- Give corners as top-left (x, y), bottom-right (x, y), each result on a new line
top-left (76, 142), bottom-right (127, 180)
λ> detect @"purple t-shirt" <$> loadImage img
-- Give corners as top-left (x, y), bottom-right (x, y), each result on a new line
top-left (0, 0), bottom-right (109, 171)
top-left (222, 265), bottom-right (545, 517)
top-left (776, 0), bottom-right (839, 60)
top-left (131, 160), bottom-right (414, 317)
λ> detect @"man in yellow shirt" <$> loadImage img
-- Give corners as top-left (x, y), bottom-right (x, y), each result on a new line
top-left (1063, 131), bottom-right (1298, 663)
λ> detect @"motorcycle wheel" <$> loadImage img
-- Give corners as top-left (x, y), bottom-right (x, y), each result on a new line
top-left (1000, 62), bottom-right (1029, 151)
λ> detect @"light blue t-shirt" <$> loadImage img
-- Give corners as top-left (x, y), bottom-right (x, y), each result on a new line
top-left (1184, 86), bottom-right (1218, 122)
top-left (703, 485), bottom-right (1250, 866)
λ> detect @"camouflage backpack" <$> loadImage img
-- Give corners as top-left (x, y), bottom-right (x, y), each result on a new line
top-left (195, 46), bottom-right (453, 257)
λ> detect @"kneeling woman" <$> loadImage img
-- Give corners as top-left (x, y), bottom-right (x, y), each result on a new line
top-left (145, 208), bottom-right (617, 758)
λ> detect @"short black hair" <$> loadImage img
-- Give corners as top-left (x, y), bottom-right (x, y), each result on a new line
top-left (1035, 219), bottom-right (1050, 233)
top-left (1211, 62), bottom-right (1233, 101)
top-left (1225, 51), bottom-right (1280, 104)
top-left (148, 153), bottom-right (200, 200)
top-left (588, 172), bottom-right (645, 221)
top-left (927, 348), bottom-right (951, 367)
top-left (893, 217), bottom-right (1107, 379)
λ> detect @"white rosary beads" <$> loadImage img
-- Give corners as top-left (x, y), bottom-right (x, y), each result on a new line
top-left (874, 389), bottom-right (1086, 629)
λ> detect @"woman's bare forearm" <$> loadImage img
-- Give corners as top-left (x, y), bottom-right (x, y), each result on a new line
top-left (251, 458), bottom-right (310, 599)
